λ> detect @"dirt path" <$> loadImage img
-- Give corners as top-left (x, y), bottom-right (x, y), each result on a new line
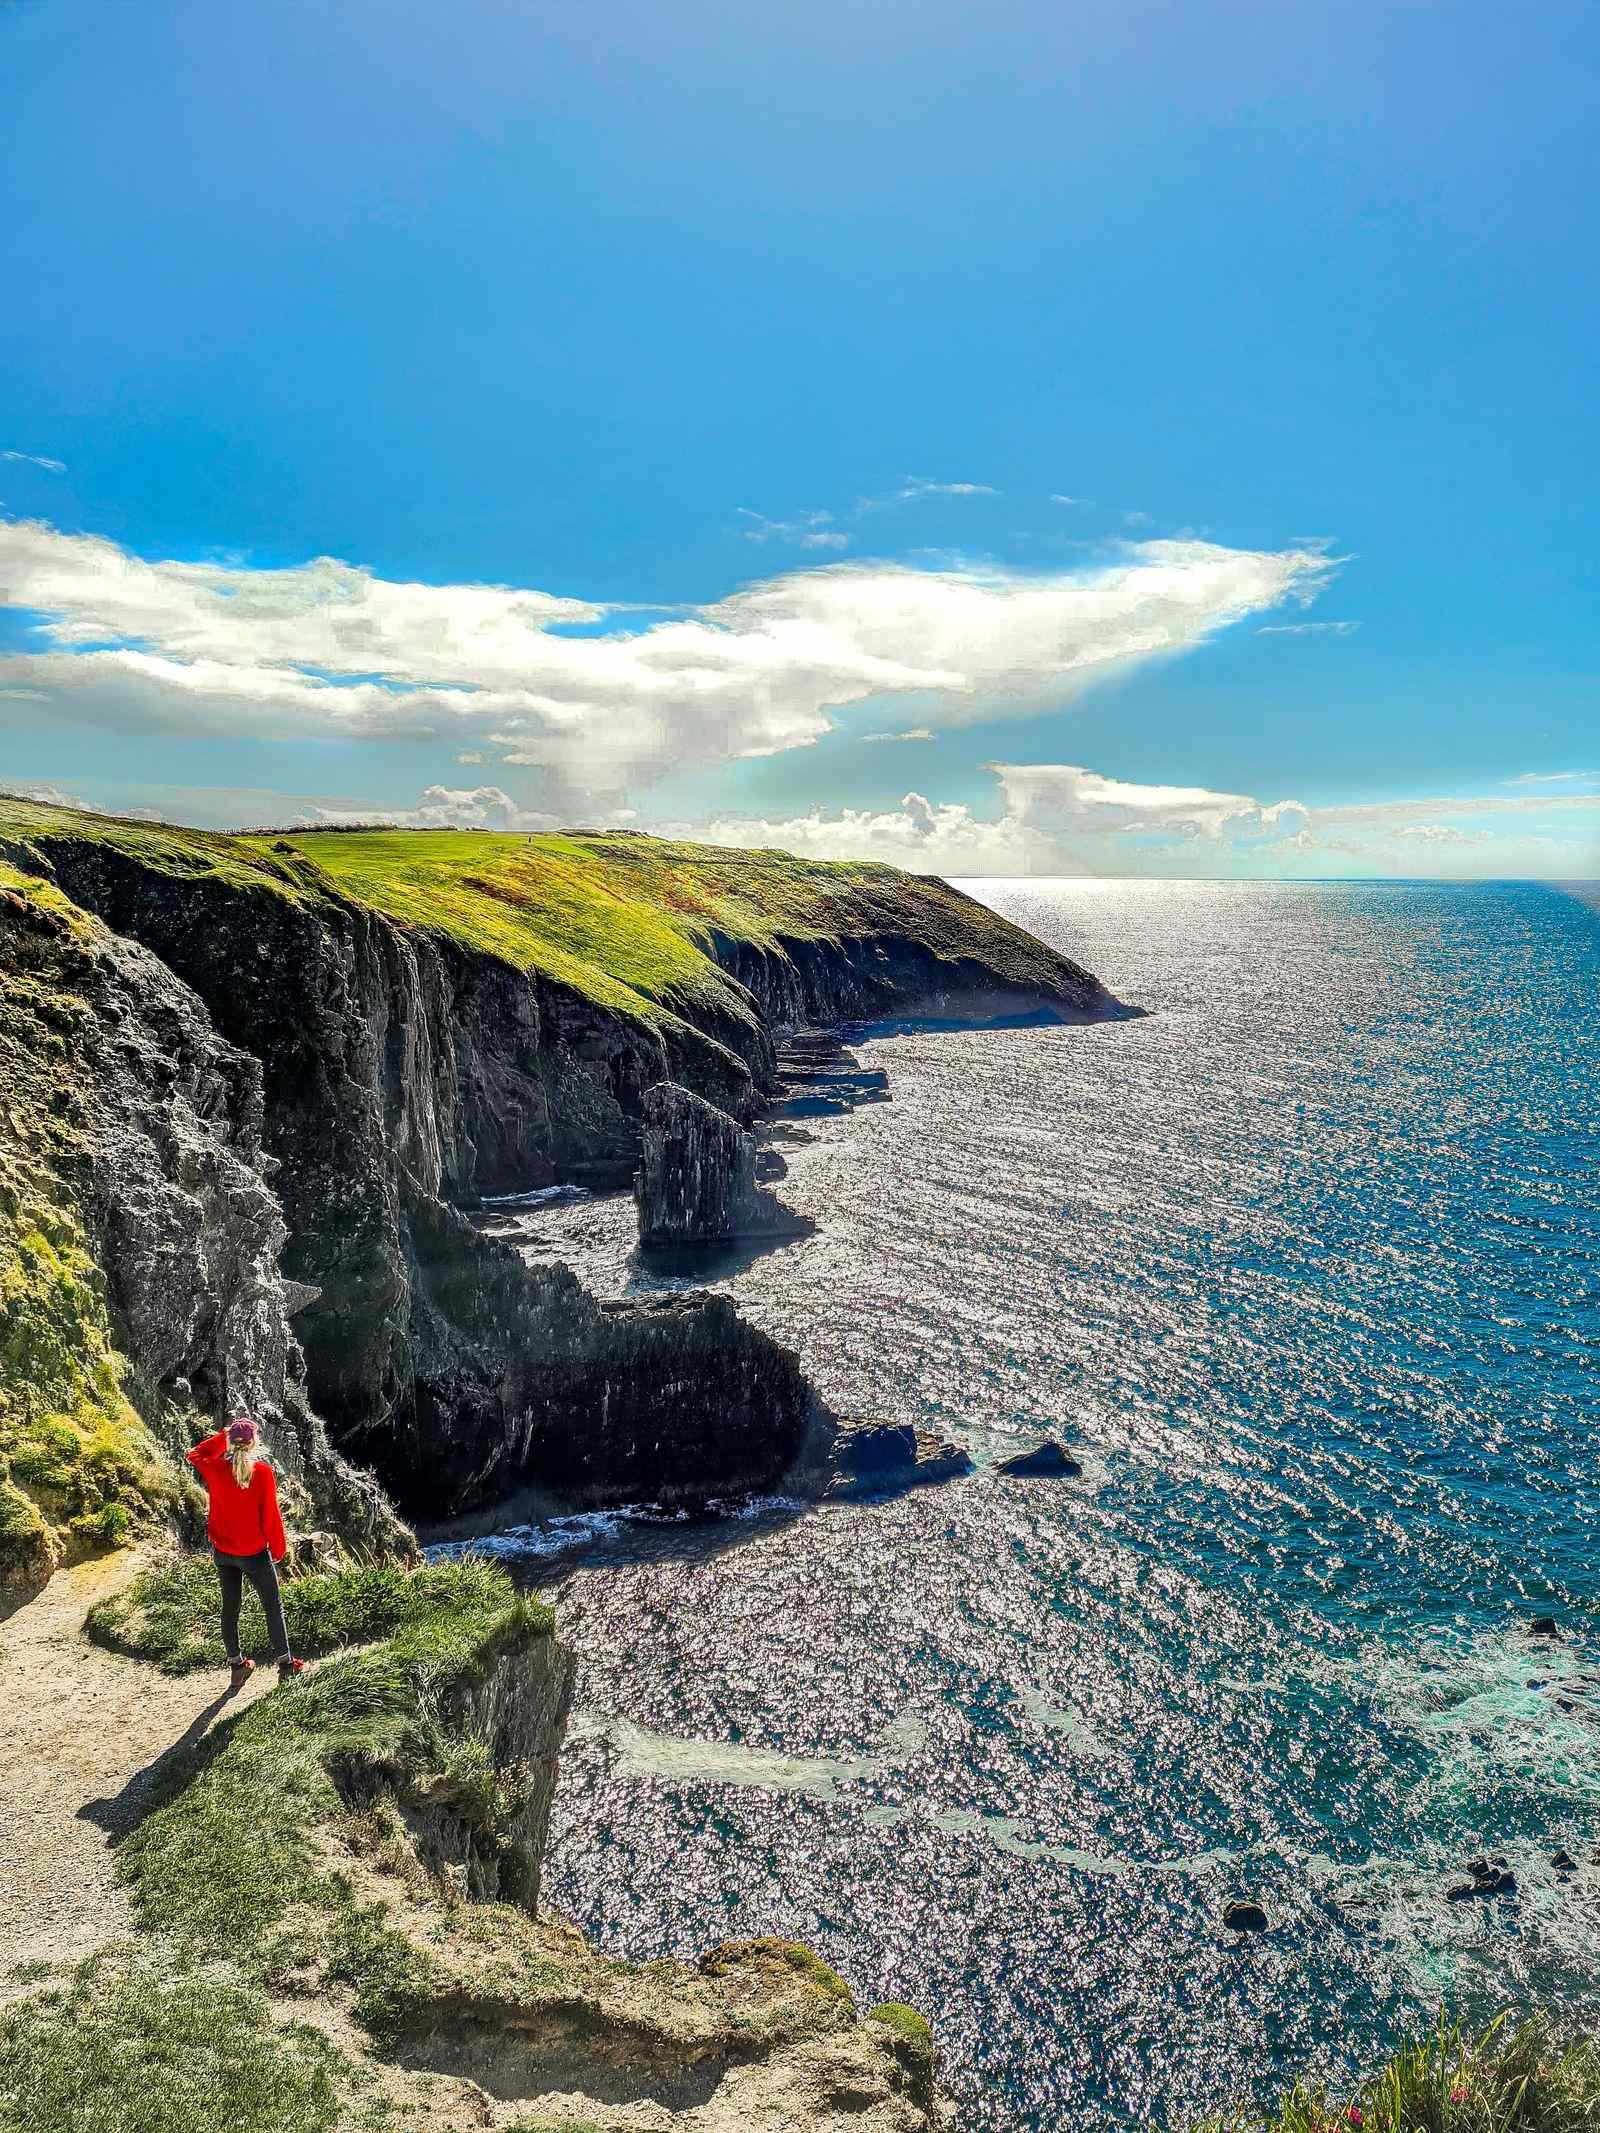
top-left (0, 1551), bottom-right (283, 1982)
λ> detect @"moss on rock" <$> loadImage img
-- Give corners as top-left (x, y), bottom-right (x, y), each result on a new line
top-left (0, 866), bottom-right (175, 1607)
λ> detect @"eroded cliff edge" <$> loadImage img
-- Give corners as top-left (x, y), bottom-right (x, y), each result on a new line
top-left (0, 799), bottom-right (1123, 1559)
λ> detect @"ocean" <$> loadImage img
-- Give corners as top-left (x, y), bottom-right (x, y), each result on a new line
top-left (476, 880), bottom-right (1600, 2131)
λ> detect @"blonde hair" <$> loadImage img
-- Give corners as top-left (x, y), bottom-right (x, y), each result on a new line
top-left (227, 1422), bottom-right (261, 1489)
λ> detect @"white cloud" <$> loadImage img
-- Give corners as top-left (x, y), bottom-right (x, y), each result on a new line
top-left (862, 726), bottom-right (935, 743)
top-left (303, 784), bottom-right (561, 831)
top-left (1, 779), bottom-right (85, 808)
top-left (1258, 619), bottom-right (1361, 637)
top-left (1123, 509), bottom-right (1151, 528)
top-left (1049, 494), bottom-right (1090, 506)
top-left (684, 763), bottom-right (1600, 879)
top-left (1, 449), bottom-right (66, 474)
top-left (0, 520), bottom-right (1337, 788)
top-left (1391, 823), bottom-right (1483, 844)
top-left (859, 476), bottom-right (998, 510)
top-left (902, 478), bottom-right (995, 499)
top-left (737, 508), bottom-right (850, 551)
top-left (994, 762), bottom-right (1310, 843)
top-left (1507, 769), bottom-right (1598, 788)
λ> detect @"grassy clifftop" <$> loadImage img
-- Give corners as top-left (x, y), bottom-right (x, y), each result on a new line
top-left (0, 798), bottom-right (1101, 1029)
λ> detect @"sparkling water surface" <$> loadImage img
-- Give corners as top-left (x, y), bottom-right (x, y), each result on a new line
top-left (495, 881), bottom-right (1600, 2131)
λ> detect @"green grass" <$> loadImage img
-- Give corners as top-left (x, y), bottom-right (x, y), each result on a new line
top-left (0, 797), bottom-right (1092, 1034)
top-left (870, 2001), bottom-right (934, 2052)
top-left (87, 1551), bottom-right (523, 1672)
top-left (111, 1559), bottom-right (552, 1956)
top-left (1202, 2014), bottom-right (1600, 2133)
top-left (0, 1951), bottom-right (357, 2133)
top-left (699, 1936), bottom-right (853, 2004)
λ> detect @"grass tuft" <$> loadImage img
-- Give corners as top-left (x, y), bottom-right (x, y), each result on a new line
top-left (86, 1550), bottom-right (536, 1673)
top-left (1200, 2013), bottom-right (1600, 2133)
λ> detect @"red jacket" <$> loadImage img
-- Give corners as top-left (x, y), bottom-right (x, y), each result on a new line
top-left (186, 1431), bottom-right (288, 1561)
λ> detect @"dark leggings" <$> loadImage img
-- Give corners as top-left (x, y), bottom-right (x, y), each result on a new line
top-left (214, 1548), bottom-right (290, 1660)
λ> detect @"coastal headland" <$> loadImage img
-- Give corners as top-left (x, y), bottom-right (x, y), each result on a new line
top-left (0, 797), bottom-right (1120, 2130)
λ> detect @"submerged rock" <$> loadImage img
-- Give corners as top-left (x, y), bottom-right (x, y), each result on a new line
top-left (996, 1440), bottom-right (1083, 1479)
top-left (1529, 1616), bottom-right (1561, 1638)
top-left (635, 1081), bottom-right (812, 1247)
top-left (831, 1420), bottom-right (975, 1495)
top-left (1447, 1856), bottom-right (1517, 1901)
top-left (1223, 1900), bottom-right (1269, 1933)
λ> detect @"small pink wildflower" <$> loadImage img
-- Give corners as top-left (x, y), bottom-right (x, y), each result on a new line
top-left (1348, 2111), bottom-right (1363, 2127)
top-left (1450, 2090), bottom-right (1468, 2106)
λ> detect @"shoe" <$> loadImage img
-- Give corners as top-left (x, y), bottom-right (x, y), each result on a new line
top-left (275, 1655), bottom-right (306, 1681)
top-left (229, 1657), bottom-right (256, 1689)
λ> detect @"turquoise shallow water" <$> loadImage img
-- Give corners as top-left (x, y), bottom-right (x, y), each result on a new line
top-left (494, 881), bottom-right (1600, 2130)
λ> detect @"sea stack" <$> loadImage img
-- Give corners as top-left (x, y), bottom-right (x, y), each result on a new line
top-left (636, 1081), bottom-right (812, 1247)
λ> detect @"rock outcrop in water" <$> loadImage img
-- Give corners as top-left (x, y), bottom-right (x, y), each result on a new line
top-left (636, 1081), bottom-right (812, 1246)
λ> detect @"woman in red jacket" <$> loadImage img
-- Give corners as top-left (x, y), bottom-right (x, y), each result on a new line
top-left (186, 1418), bottom-right (304, 1688)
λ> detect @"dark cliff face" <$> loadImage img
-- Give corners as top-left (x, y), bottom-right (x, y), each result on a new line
top-left (400, 1193), bottom-right (810, 1516)
top-left (708, 922), bottom-right (1114, 1029)
top-left (0, 871), bottom-right (407, 1571)
top-left (12, 840), bottom-right (811, 1519)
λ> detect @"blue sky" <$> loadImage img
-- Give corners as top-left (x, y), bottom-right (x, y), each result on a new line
top-left (2, 0), bottom-right (1596, 876)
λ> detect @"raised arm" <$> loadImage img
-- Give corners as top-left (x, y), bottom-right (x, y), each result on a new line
top-left (185, 1429), bottom-right (228, 1473)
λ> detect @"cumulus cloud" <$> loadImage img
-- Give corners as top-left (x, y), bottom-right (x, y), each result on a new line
top-left (686, 763), bottom-right (1600, 878)
top-left (994, 762), bottom-right (1310, 843)
top-left (0, 779), bottom-right (85, 808)
top-left (0, 520), bottom-right (1336, 787)
top-left (302, 784), bottom-right (561, 831)
top-left (1, 449), bottom-right (66, 474)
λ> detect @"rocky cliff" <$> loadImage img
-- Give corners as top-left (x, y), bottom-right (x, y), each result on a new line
top-left (0, 800), bottom-right (1122, 1550)
top-left (0, 861), bottom-right (407, 1612)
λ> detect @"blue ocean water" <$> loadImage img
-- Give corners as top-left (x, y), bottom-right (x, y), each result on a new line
top-left (503, 880), bottom-right (1600, 2131)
